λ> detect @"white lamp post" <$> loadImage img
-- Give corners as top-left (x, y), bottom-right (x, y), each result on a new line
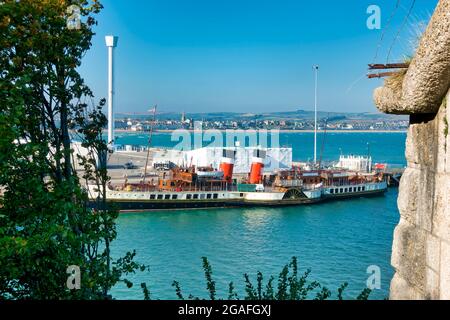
top-left (105, 35), bottom-right (118, 150)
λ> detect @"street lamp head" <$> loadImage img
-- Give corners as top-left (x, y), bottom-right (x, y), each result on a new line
top-left (313, 65), bottom-right (319, 70)
top-left (105, 35), bottom-right (119, 47)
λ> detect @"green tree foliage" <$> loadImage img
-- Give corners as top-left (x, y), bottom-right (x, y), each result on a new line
top-left (173, 257), bottom-right (371, 300)
top-left (0, 0), bottom-right (147, 299)
top-left (202, 256), bottom-right (216, 300)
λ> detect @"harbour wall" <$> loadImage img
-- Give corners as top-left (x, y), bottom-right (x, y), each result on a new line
top-left (373, 0), bottom-right (450, 299)
top-left (389, 91), bottom-right (450, 299)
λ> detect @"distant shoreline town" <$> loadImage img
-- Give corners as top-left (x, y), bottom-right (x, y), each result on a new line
top-left (113, 109), bottom-right (409, 133)
top-left (114, 128), bottom-right (407, 133)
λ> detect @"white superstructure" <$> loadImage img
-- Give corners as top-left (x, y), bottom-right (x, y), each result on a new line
top-left (336, 155), bottom-right (372, 173)
top-left (151, 147), bottom-right (292, 174)
top-left (322, 181), bottom-right (387, 196)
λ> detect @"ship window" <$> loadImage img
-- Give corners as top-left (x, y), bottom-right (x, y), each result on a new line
top-left (157, 194), bottom-right (163, 200)
top-left (150, 194), bottom-right (156, 200)
top-left (206, 194), bottom-right (212, 199)
top-left (187, 194), bottom-right (192, 200)
top-left (165, 194), bottom-right (170, 200)
top-left (240, 193), bottom-right (244, 197)
top-left (340, 188), bottom-right (343, 193)
top-left (330, 189), bottom-right (334, 194)
top-left (335, 188), bottom-right (338, 194)
top-left (344, 188), bottom-right (348, 193)
top-left (200, 194), bottom-right (206, 200)
top-left (349, 187), bottom-right (353, 192)
top-left (193, 194), bottom-right (199, 199)
top-left (362, 186), bottom-right (366, 191)
top-left (172, 195), bottom-right (178, 200)
top-left (213, 194), bottom-right (218, 199)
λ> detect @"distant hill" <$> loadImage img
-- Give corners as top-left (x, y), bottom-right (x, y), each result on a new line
top-left (116, 109), bottom-right (407, 121)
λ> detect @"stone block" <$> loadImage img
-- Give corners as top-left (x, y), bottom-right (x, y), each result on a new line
top-left (397, 168), bottom-right (418, 222)
top-left (440, 241), bottom-right (450, 299)
top-left (415, 169), bottom-right (435, 232)
top-left (426, 234), bottom-right (441, 272)
top-left (390, 272), bottom-right (425, 300)
top-left (434, 100), bottom-right (449, 173)
top-left (397, 167), bottom-right (435, 232)
top-left (425, 267), bottom-right (440, 299)
top-left (445, 92), bottom-right (450, 174)
top-left (406, 114), bottom-right (439, 167)
top-left (432, 174), bottom-right (450, 240)
top-left (391, 220), bottom-right (427, 292)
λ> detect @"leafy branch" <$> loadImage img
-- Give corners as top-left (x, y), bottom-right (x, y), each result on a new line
top-left (173, 257), bottom-right (371, 301)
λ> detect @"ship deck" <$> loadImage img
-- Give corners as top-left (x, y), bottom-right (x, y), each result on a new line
top-left (76, 150), bottom-right (251, 187)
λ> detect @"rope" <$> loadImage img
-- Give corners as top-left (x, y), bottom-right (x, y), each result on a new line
top-left (372, 0), bottom-right (401, 64)
top-left (386, 0), bottom-right (416, 63)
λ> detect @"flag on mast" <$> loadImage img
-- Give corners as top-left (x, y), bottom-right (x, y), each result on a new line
top-left (148, 105), bottom-right (157, 114)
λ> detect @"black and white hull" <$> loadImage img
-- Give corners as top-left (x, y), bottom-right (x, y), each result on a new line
top-left (87, 186), bottom-right (322, 212)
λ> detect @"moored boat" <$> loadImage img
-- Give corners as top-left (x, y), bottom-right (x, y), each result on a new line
top-left (87, 161), bottom-right (322, 212)
top-left (87, 159), bottom-right (387, 212)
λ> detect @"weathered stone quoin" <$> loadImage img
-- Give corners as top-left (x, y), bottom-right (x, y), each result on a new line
top-left (373, 0), bottom-right (450, 299)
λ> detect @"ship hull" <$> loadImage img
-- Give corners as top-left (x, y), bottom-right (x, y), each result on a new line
top-left (89, 197), bottom-right (320, 212)
top-left (238, 197), bottom-right (322, 207)
top-left (87, 183), bottom-right (387, 212)
top-left (90, 199), bottom-right (235, 212)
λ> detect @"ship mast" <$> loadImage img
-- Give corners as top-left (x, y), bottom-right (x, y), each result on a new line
top-left (318, 114), bottom-right (329, 169)
top-left (313, 65), bottom-right (319, 166)
top-left (142, 105), bottom-right (157, 183)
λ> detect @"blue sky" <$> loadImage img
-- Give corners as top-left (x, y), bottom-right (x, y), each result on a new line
top-left (79, 0), bottom-right (437, 114)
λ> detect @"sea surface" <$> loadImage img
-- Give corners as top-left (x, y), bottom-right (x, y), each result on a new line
top-left (110, 132), bottom-right (406, 300)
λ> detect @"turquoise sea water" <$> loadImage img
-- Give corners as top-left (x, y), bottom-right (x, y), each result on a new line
top-left (111, 132), bottom-right (406, 300)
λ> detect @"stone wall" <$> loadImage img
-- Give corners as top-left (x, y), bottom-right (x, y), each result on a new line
top-left (374, 0), bottom-right (450, 115)
top-left (389, 90), bottom-right (450, 299)
top-left (372, 0), bottom-right (450, 300)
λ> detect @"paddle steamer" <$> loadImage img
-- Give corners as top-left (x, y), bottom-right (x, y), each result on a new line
top-left (88, 150), bottom-right (386, 212)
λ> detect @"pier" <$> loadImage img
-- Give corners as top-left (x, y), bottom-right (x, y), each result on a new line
top-left (384, 169), bottom-right (404, 187)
